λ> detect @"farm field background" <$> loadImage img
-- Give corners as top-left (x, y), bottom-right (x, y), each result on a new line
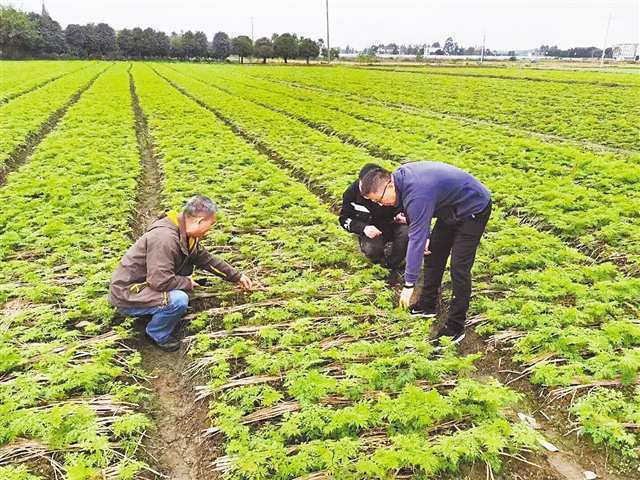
top-left (1, 60), bottom-right (639, 480)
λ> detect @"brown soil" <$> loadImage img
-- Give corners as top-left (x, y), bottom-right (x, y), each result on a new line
top-left (462, 329), bottom-right (626, 480)
top-left (128, 66), bottom-right (218, 479)
top-left (134, 331), bottom-right (220, 480)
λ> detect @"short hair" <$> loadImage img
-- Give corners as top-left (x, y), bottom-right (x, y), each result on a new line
top-left (184, 195), bottom-right (217, 218)
top-left (359, 163), bottom-right (381, 180)
top-left (360, 168), bottom-right (392, 197)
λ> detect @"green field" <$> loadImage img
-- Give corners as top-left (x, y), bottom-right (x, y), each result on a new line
top-left (1, 61), bottom-right (639, 480)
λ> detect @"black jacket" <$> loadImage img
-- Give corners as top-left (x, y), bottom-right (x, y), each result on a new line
top-left (339, 180), bottom-right (401, 236)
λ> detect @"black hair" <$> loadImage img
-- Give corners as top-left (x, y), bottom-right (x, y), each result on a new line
top-left (360, 168), bottom-right (392, 196)
top-left (359, 163), bottom-right (381, 180)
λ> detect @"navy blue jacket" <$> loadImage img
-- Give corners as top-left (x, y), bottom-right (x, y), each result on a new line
top-left (393, 161), bottom-right (491, 284)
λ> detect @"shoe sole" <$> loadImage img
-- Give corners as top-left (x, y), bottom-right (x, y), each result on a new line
top-left (430, 332), bottom-right (466, 344)
top-left (410, 312), bottom-right (437, 318)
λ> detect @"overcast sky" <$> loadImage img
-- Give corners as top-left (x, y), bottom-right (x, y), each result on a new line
top-left (10, 0), bottom-right (640, 50)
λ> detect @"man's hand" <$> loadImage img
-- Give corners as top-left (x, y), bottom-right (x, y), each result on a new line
top-left (399, 286), bottom-right (414, 309)
top-left (394, 213), bottom-right (407, 224)
top-left (237, 274), bottom-right (253, 291)
top-left (189, 277), bottom-right (199, 289)
top-left (424, 239), bottom-right (431, 256)
top-left (363, 225), bottom-right (383, 239)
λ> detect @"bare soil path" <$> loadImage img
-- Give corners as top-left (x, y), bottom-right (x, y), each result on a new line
top-left (128, 65), bottom-right (218, 479)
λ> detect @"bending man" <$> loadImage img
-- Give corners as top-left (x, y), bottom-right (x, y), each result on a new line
top-left (360, 161), bottom-right (491, 343)
top-left (339, 163), bottom-right (409, 285)
top-left (109, 195), bottom-right (252, 351)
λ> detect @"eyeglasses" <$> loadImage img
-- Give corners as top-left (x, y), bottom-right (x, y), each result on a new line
top-left (372, 180), bottom-right (391, 205)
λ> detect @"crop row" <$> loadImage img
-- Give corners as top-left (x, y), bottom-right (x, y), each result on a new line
top-left (0, 61), bottom-right (87, 103)
top-left (131, 63), bottom-right (540, 479)
top-left (153, 63), bottom-right (640, 461)
top-left (0, 62), bottom-right (107, 171)
top-left (249, 65), bottom-right (640, 150)
top-left (0, 64), bottom-right (151, 479)
top-left (173, 64), bottom-right (640, 272)
top-left (354, 64), bottom-right (640, 87)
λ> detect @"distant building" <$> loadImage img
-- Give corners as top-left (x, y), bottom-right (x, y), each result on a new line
top-left (612, 43), bottom-right (639, 61)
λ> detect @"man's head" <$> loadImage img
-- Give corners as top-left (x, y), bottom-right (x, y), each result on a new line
top-left (360, 168), bottom-right (397, 206)
top-left (359, 163), bottom-right (381, 180)
top-left (183, 195), bottom-right (217, 238)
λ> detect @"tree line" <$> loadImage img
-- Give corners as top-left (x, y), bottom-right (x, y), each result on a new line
top-left (362, 37), bottom-right (497, 57)
top-left (0, 5), bottom-right (337, 63)
top-left (535, 45), bottom-right (613, 59)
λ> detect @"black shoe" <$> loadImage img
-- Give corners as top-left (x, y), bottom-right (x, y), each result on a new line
top-left (152, 334), bottom-right (181, 352)
top-left (433, 324), bottom-right (465, 344)
top-left (409, 303), bottom-right (437, 318)
top-left (386, 269), bottom-right (404, 286)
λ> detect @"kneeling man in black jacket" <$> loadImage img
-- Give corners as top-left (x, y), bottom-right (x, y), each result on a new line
top-left (339, 164), bottom-right (409, 284)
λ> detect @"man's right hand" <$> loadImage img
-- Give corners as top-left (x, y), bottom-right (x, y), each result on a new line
top-left (424, 239), bottom-right (432, 256)
top-left (237, 274), bottom-right (253, 291)
top-left (189, 277), bottom-right (199, 289)
top-left (363, 225), bottom-right (383, 239)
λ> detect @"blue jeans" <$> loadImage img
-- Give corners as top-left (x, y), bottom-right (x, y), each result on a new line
top-left (119, 290), bottom-right (189, 344)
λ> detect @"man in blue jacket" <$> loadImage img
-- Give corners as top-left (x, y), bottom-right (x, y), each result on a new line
top-left (360, 161), bottom-right (492, 343)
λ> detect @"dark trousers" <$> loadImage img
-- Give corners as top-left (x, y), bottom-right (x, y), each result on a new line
top-left (420, 201), bottom-right (492, 329)
top-left (359, 224), bottom-right (409, 270)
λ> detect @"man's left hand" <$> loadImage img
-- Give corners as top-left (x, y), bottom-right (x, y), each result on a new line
top-left (394, 213), bottom-right (407, 224)
top-left (399, 286), bottom-right (414, 309)
top-left (237, 274), bottom-right (253, 291)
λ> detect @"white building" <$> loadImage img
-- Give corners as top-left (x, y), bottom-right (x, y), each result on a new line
top-left (612, 43), bottom-right (639, 61)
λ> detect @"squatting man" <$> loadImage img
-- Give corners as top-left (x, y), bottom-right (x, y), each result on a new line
top-left (360, 161), bottom-right (492, 343)
top-left (339, 163), bottom-right (409, 285)
top-left (109, 195), bottom-right (252, 352)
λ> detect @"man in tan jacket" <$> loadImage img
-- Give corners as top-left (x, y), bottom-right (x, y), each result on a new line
top-left (109, 195), bottom-right (252, 351)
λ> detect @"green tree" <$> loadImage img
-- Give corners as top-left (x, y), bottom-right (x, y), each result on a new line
top-left (193, 31), bottom-right (209, 57)
top-left (321, 46), bottom-right (340, 60)
top-left (182, 30), bottom-right (196, 57)
top-left (298, 37), bottom-right (319, 64)
top-left (273, 33), bottom-right (298, 63)
top-left (64, 24), bottom-right (87, 57)
top-left (27, 11), bottom-right (65, 55)
top-left (117, 28), bottom-right (135, 57)
top-left (254, 36), bottom-right (273, 63)
top-left (139, 27), bottom-right (156, 57)
top-left (211, 31), bottom-right (231, 60)
top-left (95, 23), bottom-right (116, 56)
top-left (0, 6), bottom-right (41, 58)
top-left (154, 30), bottom-right (171, 57)
top-left (232, 35), bottom-right (253, 63)
top-left (443, 36), bottom-right (457, 55)
top-left (170, 32), bottom-right (184, 58)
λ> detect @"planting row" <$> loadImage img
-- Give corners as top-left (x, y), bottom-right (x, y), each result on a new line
top-left (0, 61), bottom-right (88, 103)
top-left (153, 63), bottom-right (640, 462)
top-left (0, 64), bottom-right (151, 479)
top-left (353, 64), bottom-right (640, 87)
top-left (173, 64), bottom-right (640, 272)
top-left (249, 65), bottom-right (640, 150)
top-left (131, 63), bottom-right (540, 479)
top-left (0, 62), bottom-right (107, 171)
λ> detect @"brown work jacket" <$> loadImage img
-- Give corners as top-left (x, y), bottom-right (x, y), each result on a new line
top-left (108, 211), bottom-right (241, 309)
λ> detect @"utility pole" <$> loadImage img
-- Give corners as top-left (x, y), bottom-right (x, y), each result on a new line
top-left (480, 31), bottom-right (486, 63)
top-left (600, 11), bottom-right (612, 66)
top-left (325, 0), bottom-right (331, 62)
top-left (251, 17), bottom-right (254, 44)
